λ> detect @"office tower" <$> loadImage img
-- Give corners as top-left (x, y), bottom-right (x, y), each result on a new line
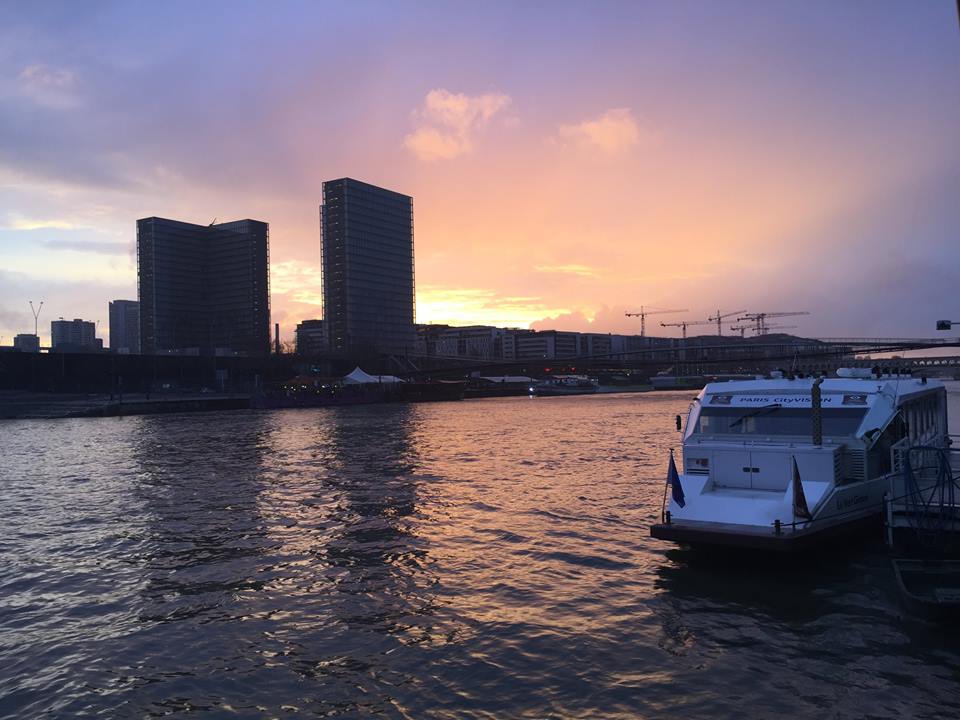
top-left (51, 318), bottom-right (103, 352)
top-left (108, 300), bottom-right (140, 354)
top-left (321, 178), bottom-right (415, 353)
top-left (137, 217), bottom-right (270, 356)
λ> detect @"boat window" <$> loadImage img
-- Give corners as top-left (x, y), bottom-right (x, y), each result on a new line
top-left (904, 394), bottom-right (944, 442)
top-left (695, 407), bottom-right (867, 436)
top-left (683, 401), bottom-right (702, 440)
top-left (868, 412), bottom-right (907, 476)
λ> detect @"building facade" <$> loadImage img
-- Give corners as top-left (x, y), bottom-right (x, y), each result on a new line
top-left (109, 300), bottom-right (140, 354)
top-left (137, 217), bottom-right (270, 356)
top-left (415, 324), bottom-right (520, 361)
top-left (321, 178), bottom-right (415, 354)
top-left (51, 318), bottom-right (103, 352)
top-left (295, 319), bottom-right (326, 355)
top-left (515, 330), bottom-right (580, 360)
top-left (13, 334), bottom-right (39, 353)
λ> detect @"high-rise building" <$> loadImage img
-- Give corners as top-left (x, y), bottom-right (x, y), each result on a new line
top-left (137, 217), bottom-right (270, 356)
top-left (320, 178), bottom-right (415, 353)
top-left (51, 318), bottom-right (103, 352)
top-left (109, 299), bottom-right (140, 354)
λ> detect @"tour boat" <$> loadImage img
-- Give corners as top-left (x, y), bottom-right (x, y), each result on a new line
top-left (650, 369), bottom-right (949, 550)
top-left (532, 375), bottom-right (600, 396)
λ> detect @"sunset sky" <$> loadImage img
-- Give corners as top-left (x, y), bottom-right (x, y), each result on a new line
top-left (1, 1), bottom-right (958, 347)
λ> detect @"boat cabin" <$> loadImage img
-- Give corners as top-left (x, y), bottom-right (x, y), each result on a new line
top-left (681, 373), bottom-right (948, 493)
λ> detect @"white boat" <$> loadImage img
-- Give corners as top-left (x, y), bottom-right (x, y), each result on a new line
top-left (650, 369), bottom-right (949, 550)
top-left (532, 375), bottom-right (600, 396)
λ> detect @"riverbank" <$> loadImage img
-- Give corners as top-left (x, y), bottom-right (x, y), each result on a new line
top-left (0, 391), bottom-right (251, 419)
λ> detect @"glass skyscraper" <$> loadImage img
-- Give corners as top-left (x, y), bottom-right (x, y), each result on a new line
top-left (137, 217), bottom-right (270, 356)
top-left (320, 178), bottom-right (415, 353)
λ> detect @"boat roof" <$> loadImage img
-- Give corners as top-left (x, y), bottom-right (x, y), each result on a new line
top-left (700, 376), bottom-right (943, 408)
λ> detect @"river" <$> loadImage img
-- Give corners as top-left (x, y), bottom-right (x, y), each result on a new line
top-left (2, 385), bottom-right (960, 718)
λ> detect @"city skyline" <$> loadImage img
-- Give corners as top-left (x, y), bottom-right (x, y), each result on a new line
top-left (1, 1), bottom-right (959, 347)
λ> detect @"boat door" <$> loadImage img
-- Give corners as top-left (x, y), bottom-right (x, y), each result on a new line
top-left (712, 450), bottom-right (754, 489)
top-left (749, 451), bottom-right (791, 491)
top-left (712, 449), bottom-right (789, 490)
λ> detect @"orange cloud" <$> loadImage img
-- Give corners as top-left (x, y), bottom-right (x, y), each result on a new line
top-left (556, 108), bottom-right (645, 154)
top-left (534, 264), bottom-right (599, 277)
top-left (416, 284), bottom-right (570, 328)
top-left (404, 89), bottom-right (511, 161)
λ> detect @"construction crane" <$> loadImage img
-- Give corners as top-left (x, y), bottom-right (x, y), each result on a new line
top-left (660, 319), bottom-right (714, 340)
top-left (736, 311), bottom-right (809, 336)
top-left (625, 306), bottom-right (688, 337)
top-left (708, 309), bottom-right (745, 336)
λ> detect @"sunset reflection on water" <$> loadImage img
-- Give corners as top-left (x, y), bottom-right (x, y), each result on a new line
top-left (2, 389), bottom-right (960, 717)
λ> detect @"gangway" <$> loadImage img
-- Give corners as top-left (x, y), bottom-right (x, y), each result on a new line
top-left (885, 443), bottom-right (960, 614)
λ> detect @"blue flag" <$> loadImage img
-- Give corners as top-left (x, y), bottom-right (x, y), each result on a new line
top-left (669, 451), bottom-right (685, 508)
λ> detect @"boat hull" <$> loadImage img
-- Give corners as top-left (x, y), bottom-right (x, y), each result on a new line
top-left (651, 513), bottom-right (880, 552)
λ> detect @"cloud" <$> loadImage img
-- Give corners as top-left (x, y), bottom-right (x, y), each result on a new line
top-left (556, 108), bottom-right (644, 154)
top-left (416, 283), bottom-right (569, 328)
top-left (18, 64), bottom-right (80, 109)
top-left (404, 89), bottom-right (510, 161)
top-left (530, 305), bottom-right (650, 334)
top-left (534, 264), bottom-right (599, 277)
top-left (41, 239), bottom-right (130, 255)
top-left (271, 259), bottom-right (323, 311)
top-left (271, 260), bottom-right (321, 296)
top-left (20, 64), bottom-right (75, 88)
top-left (1, 213), bottom-right (75, 230)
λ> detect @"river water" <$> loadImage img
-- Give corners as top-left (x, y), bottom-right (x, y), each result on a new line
top-left (2, 386), bottom-right (960, 718)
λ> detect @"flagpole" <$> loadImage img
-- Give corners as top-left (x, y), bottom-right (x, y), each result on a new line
top-left (791, 456), bottom-right (796, 531)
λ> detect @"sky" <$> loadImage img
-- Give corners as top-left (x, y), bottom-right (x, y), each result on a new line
top-left (1, 0), bottom-right (958, 347)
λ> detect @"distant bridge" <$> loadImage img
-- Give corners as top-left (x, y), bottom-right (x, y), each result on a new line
top-left (398, 337), bottom-right (960, 377)
top-left (801, 355), bottom-right (960, 374)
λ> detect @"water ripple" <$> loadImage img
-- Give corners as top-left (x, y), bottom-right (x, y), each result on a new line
top-left (1, 389), bottom-right (960, 718)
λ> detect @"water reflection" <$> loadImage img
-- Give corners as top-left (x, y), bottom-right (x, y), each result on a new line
top-left (4, 390), bottom-right (960, 718)
top-left (130, 412), bottom-right (273, 625)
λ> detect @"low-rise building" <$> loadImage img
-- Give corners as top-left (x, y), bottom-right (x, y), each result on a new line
top-left (295, 319), bottom-right (326, 355)
top-left (13, 333), bottom-right (40, 353)
top-left (51, 318), bottom-right (103, 352)
top-left (579, 333), bottom-right (613, 359)
top-left (415, 324), bottom-right (523, 361)
top-left (515, 330), bottom-right (580, 360)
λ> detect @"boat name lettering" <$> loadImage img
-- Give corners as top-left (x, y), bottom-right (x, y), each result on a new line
top-left (836, 494), bottom-right (868, 511)
top-left (733, 396), bottom-right (836, 405)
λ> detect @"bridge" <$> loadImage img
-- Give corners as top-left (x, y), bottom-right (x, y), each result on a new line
top-left (399, 337), bottom-right (960, 378)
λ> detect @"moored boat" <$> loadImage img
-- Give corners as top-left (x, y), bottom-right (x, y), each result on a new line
top-left (651, 369), bottom-right (949, 551)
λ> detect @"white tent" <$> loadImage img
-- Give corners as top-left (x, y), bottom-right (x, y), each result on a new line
top-left (342, 367), bottom-right (404, 385)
